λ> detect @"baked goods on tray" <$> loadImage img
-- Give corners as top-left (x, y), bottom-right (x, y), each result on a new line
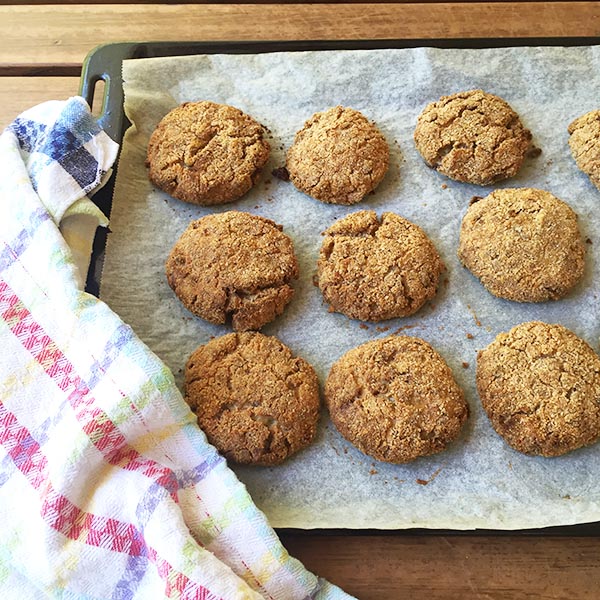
top-left (185, 332), bottom-right (321, 465)
top-left (458, 188), bottom-right (586, 302)
top-left (286, 106), bottom-right (389, 205)
top-left (477, 322), bottom-right (600, 457)
top-left (414, 89), bottom-right (533, 185)
top-left (325, 336), bottom-right (469, 463)
top-left (568, 109), bottom-right (600, 190)
top-left (165, 211), bottom-right (298, 331)
top-left (317, 210), bottom-right (444, 321)
top-left (146, 101), bottom-right (270, 205)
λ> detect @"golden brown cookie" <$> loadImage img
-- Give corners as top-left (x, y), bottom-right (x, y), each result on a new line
top-left (458, 188), bottom-right (585, 302)
top-left (146, 101), bottom-right (270, 205)
top-left (414, 90), bottom-right (532, 185)
top-left (568, 110), bottom-right (600, 190)
top-left (477, 322), bottom-right (600, 457)
top-left (185, 332), bottom-right (321, 465)
top-left (166, 211), bottom-right (298, 331)
top-left (325, 336), bottom-right (468, 463)
top-left (317, 211), bottom-right (444, 321)
top-left (285, 106), bottom-right (389, 205)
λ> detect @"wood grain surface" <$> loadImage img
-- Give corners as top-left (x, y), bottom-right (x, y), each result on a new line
top-left (282, 533), bottom-right (600, 599)
top-left (2, 3), bottom-right (600, 598)
top-left (1, 3), bottom-right (600, 72)
top-left (0, 77), bottom-right (79, 128)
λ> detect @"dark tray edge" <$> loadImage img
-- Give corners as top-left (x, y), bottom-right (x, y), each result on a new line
top-left (79, 38), bottom-right (600, 535)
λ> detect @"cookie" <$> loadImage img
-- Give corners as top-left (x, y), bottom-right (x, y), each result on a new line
top-left (477, 322), bottom-right (600, 457)
top-left (414, 90), bottom-right (532, 185)
top-left (285, 106), bottom-right (389, 205)
top-left (325, 336), bottom-right (468, 463)
top-left (185, 332), bottom-right (321, 465)
top-left (317, 210), bottom-right (444, 321)
top-left (146, 101), bottom-right (270, 205)
top-left (166, 211), bottom-right (298, 331)
top-left (458, 188), bottom-right (585, 302)
top-left (568, 110), bottom-right (600, 190)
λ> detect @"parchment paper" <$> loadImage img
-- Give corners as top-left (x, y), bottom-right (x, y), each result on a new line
top-left (100, 46), bottom-right (600, 529)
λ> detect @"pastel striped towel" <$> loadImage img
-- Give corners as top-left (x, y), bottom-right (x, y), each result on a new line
top-left (0, 97), bottom-right (355, 600)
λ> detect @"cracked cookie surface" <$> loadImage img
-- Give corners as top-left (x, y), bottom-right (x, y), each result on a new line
top-left (414, 89), bottom-right (532, 185)
top-left (185, 332), bottom-right (321, 465)
top-left (325, 336), bottom-right (468, 463)
top-left (458, 188), bottom-right (585, 302)
top-left (568, 109), bottom-right (600, 190)
top-left (166, 211), bottom-right (298, 331)
top-left (317, 210), bottom-right (444, 321)
top-left (146, 101), bottom-right (270, 205)
top-left (285, 106), bottom-right (389, 205)
top-left (477, 321), bottom-right (600, 457)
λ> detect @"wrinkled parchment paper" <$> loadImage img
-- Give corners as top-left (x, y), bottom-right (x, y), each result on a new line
top-left (100, 46), bottom-right (600, 529)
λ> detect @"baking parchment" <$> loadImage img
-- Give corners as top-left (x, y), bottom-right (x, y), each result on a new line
top-left (100, 46), bottom-right (600, 529)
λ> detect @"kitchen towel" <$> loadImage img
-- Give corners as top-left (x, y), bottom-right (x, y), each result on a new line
top-left (0, 97), bottom-right (353, 600)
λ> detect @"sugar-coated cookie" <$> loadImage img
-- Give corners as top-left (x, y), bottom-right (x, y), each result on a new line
top-left (185, 332), bottom-right (320, 465)
top-left (317, 210), bottom-right (444, 321)
top-left (458, 188), bottom-right (585, 302)
top-left (286, 106), bottom-right (389, 205)
top-left (568, 109), bottom-right (600, 190)
top-left (414, 90), bottom-right (532, 185)
top-left (166, 211), bottom-right (298, 331)
top-left (477, 322), bottom-right (600, 457)
top-left (325, 336), bottom-right (468, 463)
top-left (146, 101), bottom-right (270, 205)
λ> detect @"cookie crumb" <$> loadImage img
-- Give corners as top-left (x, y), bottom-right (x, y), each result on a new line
top-left (526, 146), bottom-right (542, 158)
top-left (359, 323), bottom-right (369, 330)
top-left (272, 166), bottom-right (290, 181)
top-left (393, 324), bottom-right (418, 335)
top-left (441, 183), bottom-right (448, 189)
top-left (416, 478), bottom-right (428, 486)
top-left (586, 237), bottom-right (593, 245)
top-left (466, 305), bottom-right (482, 327)
top-left (466, 333), bottom-right (474, 339)
top-left (462, 362), bottom-right (470, 369)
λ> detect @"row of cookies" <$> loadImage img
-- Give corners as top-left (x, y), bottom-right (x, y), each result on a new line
top-left (165, 188), bottom-right (586, 334)
top-left (168, 207), bottom-right (599, 467)
top-left (147, 95), bottom-right (600, 469)
top-left (185, 320), bottom-right (600, 466)
top-left (145, 92), bottom-right (600, 207)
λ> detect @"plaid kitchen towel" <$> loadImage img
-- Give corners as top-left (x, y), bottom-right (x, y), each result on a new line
top-left (0, 97), bottom-right (354, 600)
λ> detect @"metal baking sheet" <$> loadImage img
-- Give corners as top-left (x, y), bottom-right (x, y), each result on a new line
top-left (79, 38), bottom-right (600, 534)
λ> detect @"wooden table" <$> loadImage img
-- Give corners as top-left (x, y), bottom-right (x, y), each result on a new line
top-left (2, 2), bottom-right (600, 598)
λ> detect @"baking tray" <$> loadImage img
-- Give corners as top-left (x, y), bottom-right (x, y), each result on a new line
top-left (79, 38), bottom-right (600, 535)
